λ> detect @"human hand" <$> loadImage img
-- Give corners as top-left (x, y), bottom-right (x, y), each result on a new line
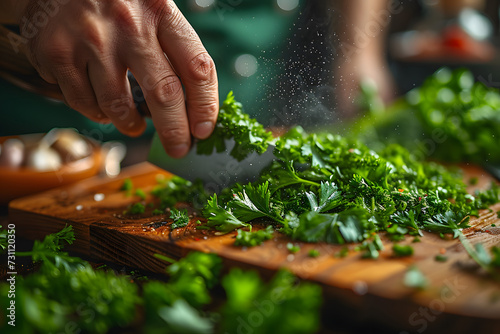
top-left (18, 0), bottom-right (218, 158)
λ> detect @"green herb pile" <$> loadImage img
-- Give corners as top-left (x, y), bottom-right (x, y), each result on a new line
top-left (190, 93), bottom-right (499, 259)
top-left (0, 226), bottom-right (321, 333)
top-left (354, 68), bottom-right (500, 164)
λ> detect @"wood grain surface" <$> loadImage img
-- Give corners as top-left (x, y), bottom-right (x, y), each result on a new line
top-left (8, 162), bottom-right (500, 333)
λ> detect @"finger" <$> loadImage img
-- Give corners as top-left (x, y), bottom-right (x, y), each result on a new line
top-left (126, 43), bottom-right (190, 158)
top-left (55, 63), bottom-right (108, 122)
top-left (88, 59), bottom-right (146, 137)
top-left (156, 3), bottom-right (218, 140)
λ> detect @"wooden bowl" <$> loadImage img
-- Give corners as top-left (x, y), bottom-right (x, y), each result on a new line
top-left (0, 135), bottom-right (103, 205)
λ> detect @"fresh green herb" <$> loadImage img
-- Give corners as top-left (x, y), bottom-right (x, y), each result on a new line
top-left (492, 246), bottom-right (500, 268)
top-left (404, 266), bottom-right (428, 289)
top-left (202, 194), bottom-right (250, 233)
top-left (0, 226), bottom-right (7, 252)
top-left (121, 178), bottom-right (133, 191)
top-left (469, 177), bottom-right (479, 185)
top-left (135, 188), bottom-right (146, 200)
top-left (308, 249), bottom-right (320, 258)
top-left (125, 202), bottom-right (145, 215)
top-left (220, 269), bottom-right (321, 334)
top-left (355, 68), bottom-right (500, 164)
top-left (357, 235), bottom-right (384, 259)
top-left (392, 244), bottom-right (414, 257)
top-left (1, 227), bottom-right (322, 333)
top-left (196, 93), bottom-right (497, 251)
top-left (497, 211), bottom-right (500, 219)
top-left (234, 226), bottom-right (274, 247)
top-left (170, 208), bottom-right (190, 229)
top-left (152, 209), bottom-right (164, 215)
top-left (287, 243), bottom-right (300, 253)
top-left (460, 235), bottom-right (500, 279)
top-left (435, 254), bottom-right (448, 262)
top-left (197, 91), bottom-right (274, 161)
top-left (151, 175), bottom-right (208, 210)
top-left (492, 223), bottom-right (497, 227)
top-left (335, 246), bottom-right (349, 258)
top-left (15, 225), bottom-right (80, 271)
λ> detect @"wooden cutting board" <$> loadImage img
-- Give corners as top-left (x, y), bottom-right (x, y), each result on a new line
top-left (8, 162), bottom-right (500, 333)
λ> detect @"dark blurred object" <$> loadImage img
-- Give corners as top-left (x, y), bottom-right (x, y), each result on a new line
top-left (389, 0), bottom-right (500, 93)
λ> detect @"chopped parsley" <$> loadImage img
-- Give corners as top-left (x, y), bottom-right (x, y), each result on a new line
top-left (135, 188), bottom-right (146, 200)
top-left (404, 266), bottom-right (428, 289)
top-left (152, 209), bottom-right (164, 216)
top-left (335, 246), bottom-right (349, 258)
top-left (170, 208), bottom-right (189, 229)
top-left (234, 226), bottom-right (274, 247)
top-left (392, 244), bottom-right (414, 257)
top-left (121, 178), bottom-right (133, 191)
top-left (1, 227), bottom-right (322, 333)
top-left (435, 254), bottom-right (448, 262)
top-left (308, 249), bottom-right (320, 258)
top-left (196, 91), bottom-right (273, 161)
top-left (125, 202), bottom-right (145, 215)
top-left (287, 243), bottom-right (300, 253)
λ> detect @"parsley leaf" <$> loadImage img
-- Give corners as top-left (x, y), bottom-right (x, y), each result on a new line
top-left (229, 182), bottom-right (283, 223)
top-left (234, 226), bottom-right (274, 247)
top-left (170, 208), bottom-right (190, 229)
top-left (196, 91), bottom-right (273, 161)
top-left (404, 266), bottom-right (428, 289)
top-left (202, 195), bottom-right (250, 233)
top-left (305, 178), bottom-right (344, 213)
top-left (392, 244), bottom-right (414, 257)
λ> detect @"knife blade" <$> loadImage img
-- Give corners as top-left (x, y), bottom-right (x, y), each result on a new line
top-left (147, 133), bottom-right (276, 192)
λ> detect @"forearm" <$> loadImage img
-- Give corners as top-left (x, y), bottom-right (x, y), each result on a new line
top-left (332, 0), bottom-right (390, 61)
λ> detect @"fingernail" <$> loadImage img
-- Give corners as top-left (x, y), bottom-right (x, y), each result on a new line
top-left (194, 121), bottom-right (214, 139)
top-left (167, 143), bottom-right (189, 158)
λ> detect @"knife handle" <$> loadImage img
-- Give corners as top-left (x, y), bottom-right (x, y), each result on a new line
top-left (126, 71), bottom-right (150, 117)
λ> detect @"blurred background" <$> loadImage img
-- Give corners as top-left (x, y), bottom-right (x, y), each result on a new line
top-left (1, 0), bottom-right (500, 165)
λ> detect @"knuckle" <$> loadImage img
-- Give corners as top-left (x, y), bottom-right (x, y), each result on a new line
top-left (187, 52), bottom-right (216, 82)
top-left (148, 75), bottom-right (183, 106)
top-left (111, 1), bottom-right (142, 35)
top-left (191, 100), bottom-right (219, 118)
top-left (160, 126), bottom-right (187, 144)
top-left (39, 39), bottom-right (72, 67)
top-left (82, 18), bottom-right (107, 54)
top-left (144, 0), bottom-right (176, 26)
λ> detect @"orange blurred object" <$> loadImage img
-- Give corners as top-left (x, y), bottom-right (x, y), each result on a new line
top-left (0, 134), bottom-right (103, 204)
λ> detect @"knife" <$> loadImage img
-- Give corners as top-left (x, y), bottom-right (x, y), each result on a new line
top-left (147, 133), bottom-right (276, 192)
top-left (484, 164), bottom-right (500, 182)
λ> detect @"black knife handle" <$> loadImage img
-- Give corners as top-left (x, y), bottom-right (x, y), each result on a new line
top-left (127, 71), bottom-right (150, 117)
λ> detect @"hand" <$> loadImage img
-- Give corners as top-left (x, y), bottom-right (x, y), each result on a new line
top-left (18, 0), bottom-right (218, 158)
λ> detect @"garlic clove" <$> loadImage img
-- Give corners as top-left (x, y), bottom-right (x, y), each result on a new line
top-left (26, 145), bottom-right (62, 171)
top-left (48, 129), bottom-right (92, 163)
top-left (0, 139), bottom-right (25, 168)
